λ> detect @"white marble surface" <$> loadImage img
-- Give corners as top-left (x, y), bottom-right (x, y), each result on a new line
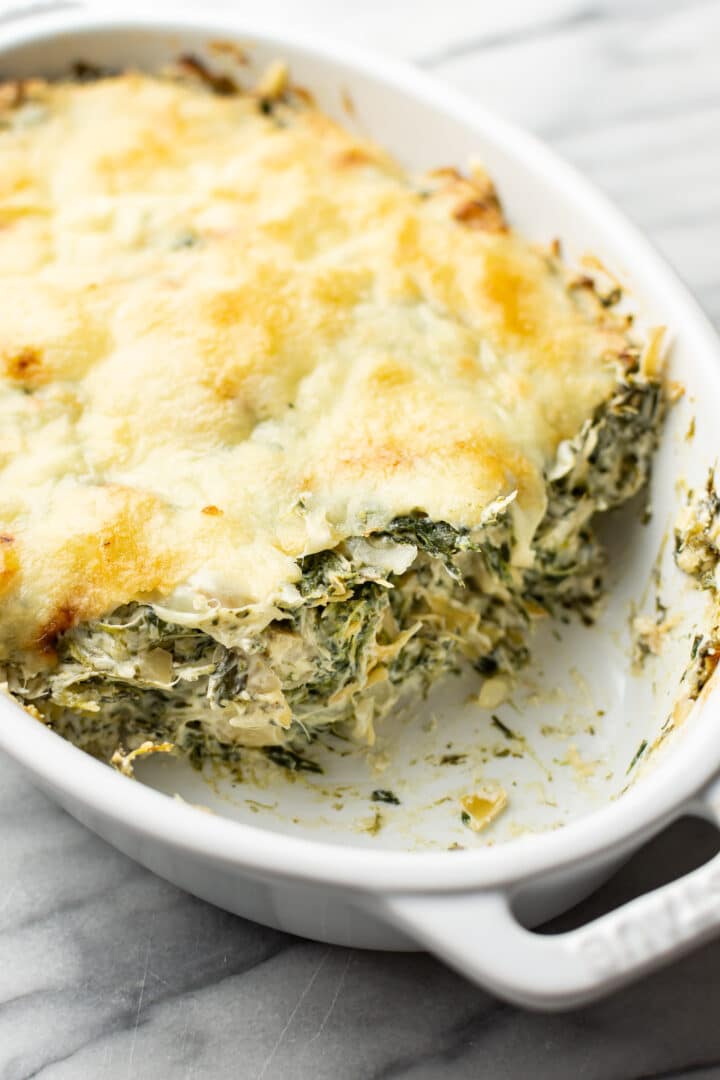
top-left (2, 1), bottom-right (720, 1076)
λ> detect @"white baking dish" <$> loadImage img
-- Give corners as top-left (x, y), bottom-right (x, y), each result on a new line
top-left (1, 4), bottom-right (720, 1010)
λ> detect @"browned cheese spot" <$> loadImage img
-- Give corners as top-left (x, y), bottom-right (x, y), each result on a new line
top-left (453, 195), bottom-right (505, 233)
top-left (0, 535), bottom-right (18, 595)
top-left (3, 346), bottom-right (44, 386)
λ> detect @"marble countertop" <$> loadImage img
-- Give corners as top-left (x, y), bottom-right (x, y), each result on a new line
top-left (2, 1), bottom-right (720, 1077)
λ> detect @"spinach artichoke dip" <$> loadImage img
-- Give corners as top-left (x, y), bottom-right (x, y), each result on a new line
top-left (0, 59), bottom-right (665, 768)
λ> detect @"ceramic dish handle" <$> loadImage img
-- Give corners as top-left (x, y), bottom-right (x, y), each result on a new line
top-left (383, 777), bottom-right (720, 1010)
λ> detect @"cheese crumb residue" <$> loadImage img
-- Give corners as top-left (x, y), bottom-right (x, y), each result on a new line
top-left (460, 787), bottom-right (508, 832)
top-left (474, 676), bottom-right (510, 709)
top-left (110, 740), bottom-right (175, 777)
top-left (560, 743), bottom-right (599, 782)
top-left (632, 612), bottom-right (679, 661)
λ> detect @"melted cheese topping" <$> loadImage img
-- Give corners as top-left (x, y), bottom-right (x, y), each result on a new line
top-left (0, 71), bottom-right (628, 658)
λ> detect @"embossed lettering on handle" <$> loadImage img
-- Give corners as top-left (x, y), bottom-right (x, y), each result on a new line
top-left (569, 859), bottom-right (720, 979)
top-left (384, 777), bottom-right (720, 1009)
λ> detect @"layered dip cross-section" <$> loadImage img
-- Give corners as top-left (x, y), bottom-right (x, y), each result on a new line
top-left (0, 60), bottom-right (665, 765)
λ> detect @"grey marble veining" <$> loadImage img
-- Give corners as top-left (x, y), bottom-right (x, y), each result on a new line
top-left (2, 1), bottom-right (720, 1077)
top-left (3, 749), bottom-right (720, 1080)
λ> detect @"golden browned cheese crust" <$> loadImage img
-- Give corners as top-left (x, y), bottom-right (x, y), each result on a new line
top-left (0, 71), bottom-right (628, 659)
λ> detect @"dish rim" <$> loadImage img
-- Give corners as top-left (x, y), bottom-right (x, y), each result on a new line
top-left (0, 5), bottom-right (719, 895)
